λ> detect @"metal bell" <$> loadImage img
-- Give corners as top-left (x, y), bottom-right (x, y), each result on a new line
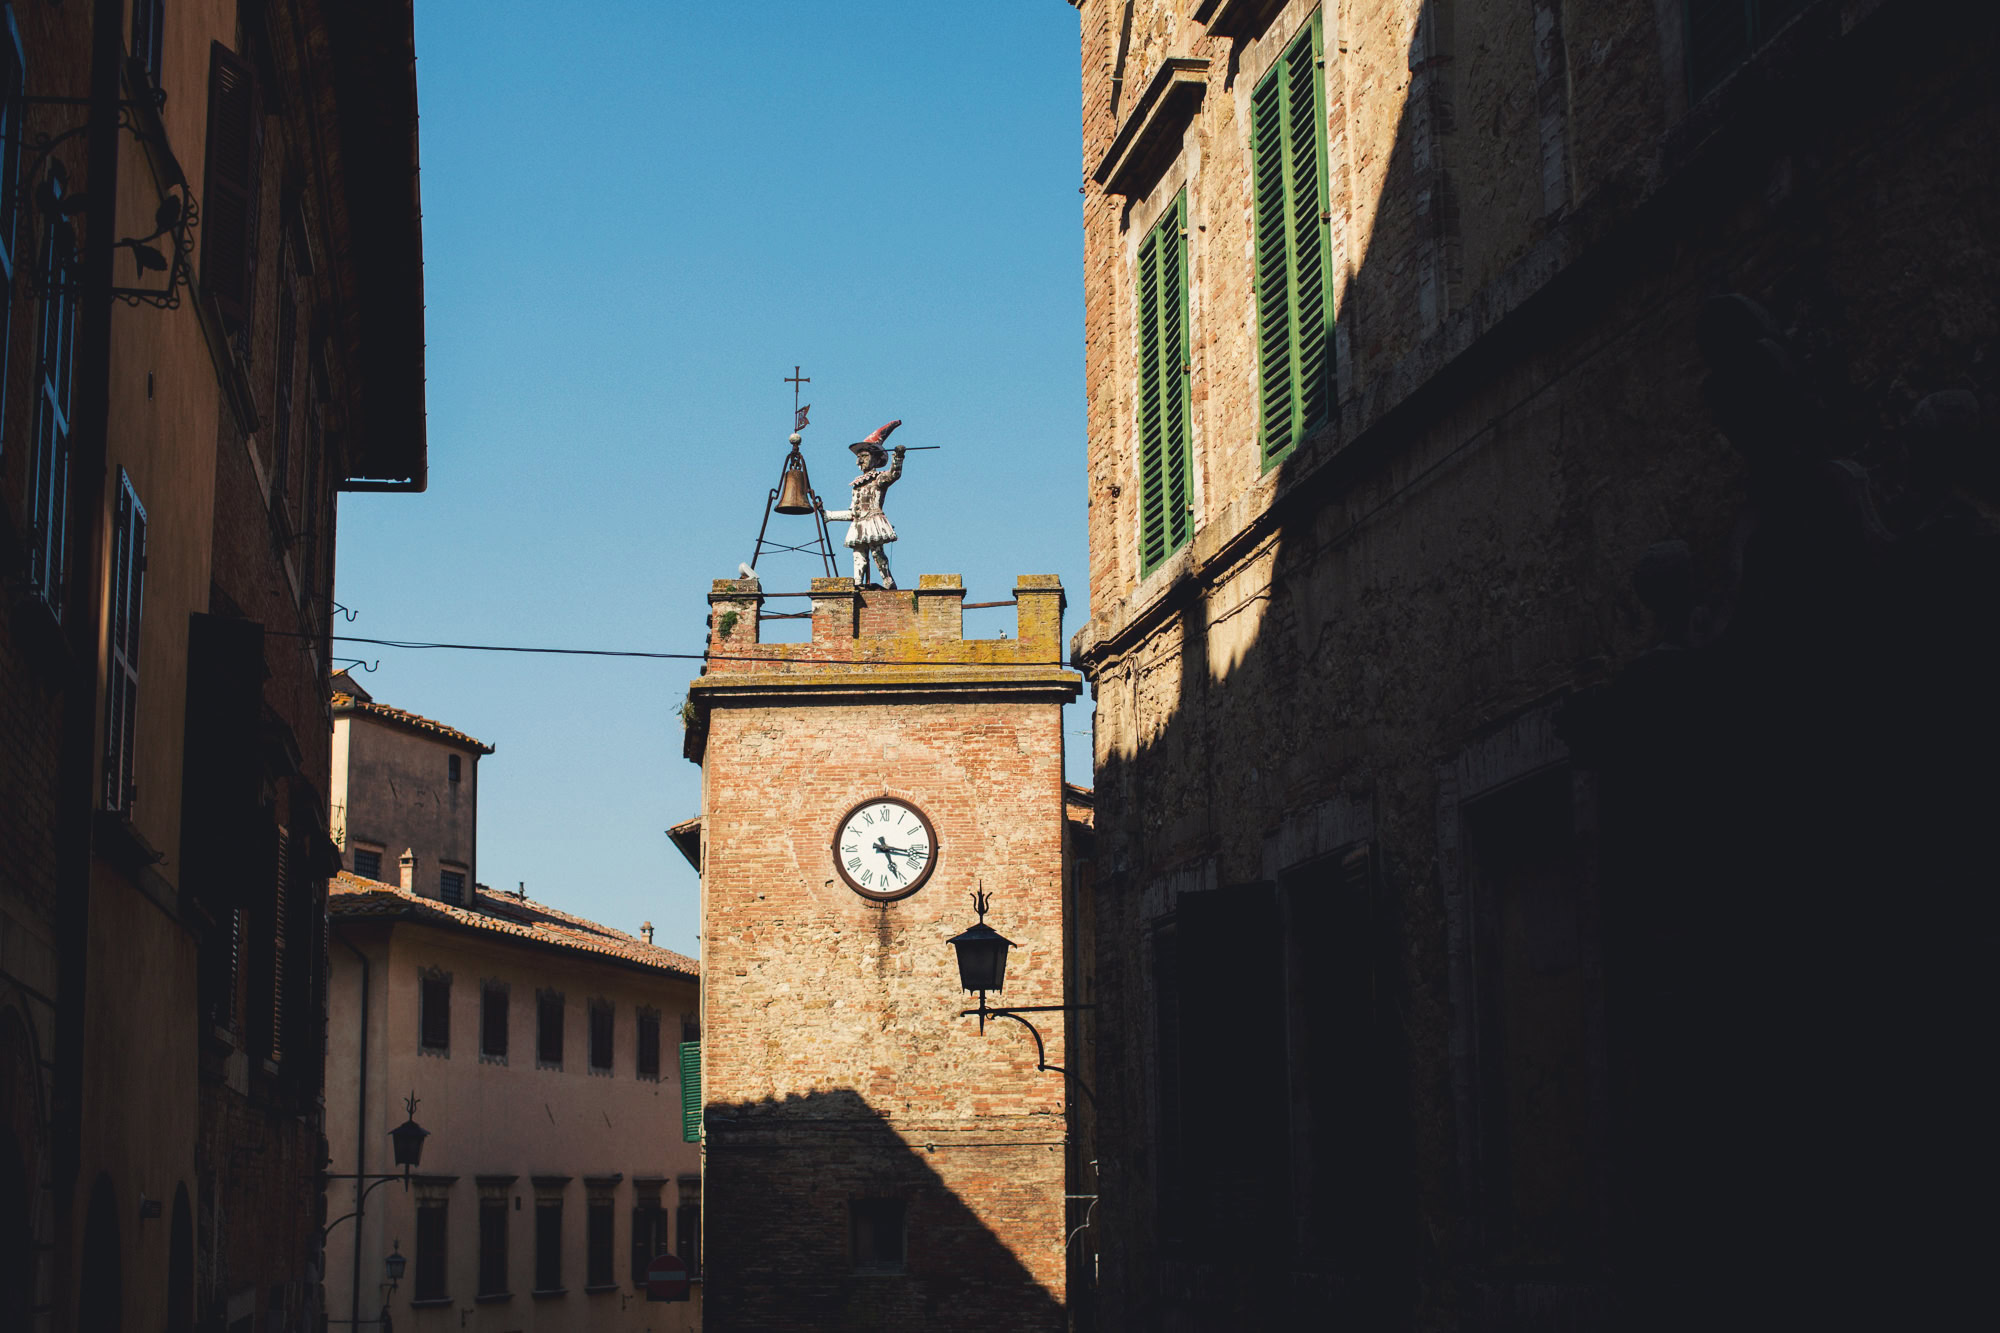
top-left (773, 457), bottom-right (815, 514)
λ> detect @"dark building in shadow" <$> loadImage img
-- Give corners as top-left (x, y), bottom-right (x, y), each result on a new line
top-left (0, 5), bottom-right (425, 1333)
top-left (705, 1088), bottom-right (1068, 1332)
top-left (1068, 0), bottom-right (1995, 1328)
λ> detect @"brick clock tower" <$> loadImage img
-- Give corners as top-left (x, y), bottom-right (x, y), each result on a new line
top-left (682, 573), bottom-right (1085, 1331)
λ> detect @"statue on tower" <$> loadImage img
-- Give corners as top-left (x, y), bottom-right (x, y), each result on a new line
top-left (825, 419), bottom-right (907, 588)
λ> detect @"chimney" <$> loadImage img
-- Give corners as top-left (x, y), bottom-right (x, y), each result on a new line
top-left (641, 921), bottom-right (654, 945)
top-left (399, 850), bottom-right (416, 894)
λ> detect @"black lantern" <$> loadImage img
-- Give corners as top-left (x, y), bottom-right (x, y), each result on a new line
top-left (384, 1244), bottom-right (407, 1285)
top-left (388, 1091), bottom-right (429, 1172)
top-left (948, 890), bottom-right (1013, 994)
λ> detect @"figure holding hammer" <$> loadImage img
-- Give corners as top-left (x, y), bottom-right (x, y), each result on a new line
top-left (824, 419), bottom-right (907, 588)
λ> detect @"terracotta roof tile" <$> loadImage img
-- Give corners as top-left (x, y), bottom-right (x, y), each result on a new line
top-left (332, 695), bottom-right (495, 753)
top-left (329, 872), bottom-right (697, 977)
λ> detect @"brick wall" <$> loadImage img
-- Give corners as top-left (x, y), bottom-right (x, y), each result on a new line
top-left (690, 575), bottom-right (1081, 1331)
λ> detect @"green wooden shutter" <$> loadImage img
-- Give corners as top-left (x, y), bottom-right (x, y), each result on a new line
top-left (679, 1040), bottom-right (701, 1142)
top-left (1252, 69), bottom-right (1293, 461)
top-left (1161, 192), bottom-right (1193, 553)
top-left (1288, 13), bottom-right (1331, 438)
top-left (1137, 192), bottom-right (1192, 577)
top-left (1137, 222), bottom-right (1166, 572)
top-left (1254, 15), bottom-right (1331, 463)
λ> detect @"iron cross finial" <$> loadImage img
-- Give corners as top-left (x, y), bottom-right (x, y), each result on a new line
top-left (785, 365), bottom-right (811, 430)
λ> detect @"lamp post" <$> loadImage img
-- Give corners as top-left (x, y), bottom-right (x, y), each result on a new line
top-left (948, 890), bottom-right (1096, 1104)
top-left (323, 1092), bottom-right (432, 1328)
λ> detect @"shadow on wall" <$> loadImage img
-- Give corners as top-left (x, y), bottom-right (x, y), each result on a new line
top-left (704, 1088), bottom-right (1065, 1333)
top-left (1089, 3), bottom-right (1998, 1330)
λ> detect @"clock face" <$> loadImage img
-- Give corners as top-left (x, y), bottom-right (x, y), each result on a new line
top-left (831, 797), bottom-right (937, 901)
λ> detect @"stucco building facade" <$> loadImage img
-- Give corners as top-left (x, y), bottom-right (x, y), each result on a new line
top-left (1067, 0), bottom-right (1995, 1328)
top-left (326, 690), bottom-right (703, 1333)
top-left (682, 574), bottom-right (1087, 1332)
top-left (0, 4), bottom-right (425, 1333)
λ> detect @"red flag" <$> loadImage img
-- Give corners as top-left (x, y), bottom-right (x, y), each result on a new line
top-left (795, 404), bottom-right (811, 431)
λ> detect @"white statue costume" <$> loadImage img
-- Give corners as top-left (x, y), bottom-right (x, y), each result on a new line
top-left (824, 420), bottom-right (906, 588)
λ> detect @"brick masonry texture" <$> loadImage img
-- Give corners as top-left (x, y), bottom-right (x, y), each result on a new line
top-left (1071, 1), bottom-right (1998, 1328)
top-left (689, 575), bottom-right (1081, 1331)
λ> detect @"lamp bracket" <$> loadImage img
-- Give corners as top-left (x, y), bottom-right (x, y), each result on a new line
top-left (960, 995), bottom-right (1098, 1106)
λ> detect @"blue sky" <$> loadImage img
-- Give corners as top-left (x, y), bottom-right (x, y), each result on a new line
top-left (334, 2), bottom-right (1089, 958)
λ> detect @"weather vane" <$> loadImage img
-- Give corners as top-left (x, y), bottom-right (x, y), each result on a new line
top-left (743, 368), bottom-right (945, 586)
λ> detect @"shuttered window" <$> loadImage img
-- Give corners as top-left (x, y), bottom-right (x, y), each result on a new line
top-left (588, 1000), bottom-right (613, 1072)
top-left (102, 471), bottom-right (147, 811)
top-left (477, 1196), bottom-right (508, 1297)
top-left (414, 1198), bottom-right (448, 1301)
top-left (1685, 0), bottom-right (1807, 99)
top-left (537, 990), bottom-right (564, 1067)
top-left (481, 982), bottom-right (509, 1060)
top-left (420, 970), bottom-right (450, 1052)
top-left (636, 1008), bottom-right (661, 1081)
top-left (586, 1201), bottom-right (615, 1288)
top-left (533, 1198), bottom-right (563, 1293)
top-left (28, 190), bottom-right (78, 615)
top-left (268, 825), bottom-right (290, 1063)
top-left (1252, 13), bottom-right (1332, 464)
top-left (1136, 191), bottom-right (1193, 576)
top-left (679, 1041), bottom-right (701, 1142)
top-left (201, 43), bottom-right (258, 327)
top-left (1, 15), bottom-right (24, 450)
top-left (675, 1179), bottom-right (700, 1276)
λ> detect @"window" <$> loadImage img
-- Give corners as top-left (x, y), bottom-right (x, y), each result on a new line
top-left (533, 1197), bottom-right (563, 1293)
top-left (201, 42), bottom-right (259, 329)
top-left (351, 846), bottom-right (382, 880)
top-left (1685, 0), bottom-right (1807, 98)
top-left (271, 277), bottom-right (296, 507)
top-left (27, 175), bottom-right (79, 616)
top-left (419, 969), bottom-right (450, 1053)
top-left (586, 1199), bottom-right (614, 1288)
top-left (1464, 766), bottom-right (1597, 1271)
top-left (588, 1000), bottom-right (613, 1073)
top-left (1136, 191), bottom-right (1193, 576)
top-left (480, 982), bottom-right (509, 1061)
top-left (630, 1193), bottom-right (667, 1288)
top-left (449, 753), bottom-right (462, 783)
top-left (679, 1040), bottom-right (701, 1142)
top-left (131, 1), bottom-right (165, 88)
top-left (1252, 12), bottom-right (1332, 464)
top-left (636, 1008), bottom-right (661, 1081)
top-left (849, 1199), bottom-right (904, 1274)
top-left (477, 1189), bottom-right (509, 1298)
top-left (1281, 843), bottom-right (1410, 1270)
top-left (676, 1178), bottom-right (700, 1277)
top-left (414, 1198), bottom-right (448, 1302)
top-left (1, 12), bottom-right (25, 449)
top-left (537, 990), bottom-right (564, 1068)
top-left (439, 868), bottom-right (466, 906)
top-left (102, 471), bottom-right (147, 812)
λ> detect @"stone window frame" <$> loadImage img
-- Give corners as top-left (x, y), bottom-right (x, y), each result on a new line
top-left (418, 966), bottom-right (451, 1056)
top-left (479, 980), bottom-right (509, 1065)
top-left (531, 1176), bottom-right (570, 1297)
top-left (586, 997), bottom-right (615, 1076)
top-left (411, 1175), bottom-right (458, 1306)
top-left (474, 1175), bottom-right (516, 1302)
top-left (348, 841), bottom-right (385, 882)
top-left (536, 989), bottom-right (565, 1070)
top-left (1123, 151), bottom-right (1203, 601)
top-left (1436, 699), bottom-right (1611, 1304)
top-left (634, 1006), bottom-right (662, 1082)
top-left (582, 1175), bottom-right (622, 1292)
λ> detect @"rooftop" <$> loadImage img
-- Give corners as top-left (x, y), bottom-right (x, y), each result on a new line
top-left (329, 873), bottom-right (697, 978)
top-left (332, 693), bottom-right (495, 754)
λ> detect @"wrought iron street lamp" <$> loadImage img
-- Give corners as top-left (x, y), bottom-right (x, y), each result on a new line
top-left (949, 890), bottom-right (1095, 1103)
top-left (322, 1092), bottom-right (432, 1237)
